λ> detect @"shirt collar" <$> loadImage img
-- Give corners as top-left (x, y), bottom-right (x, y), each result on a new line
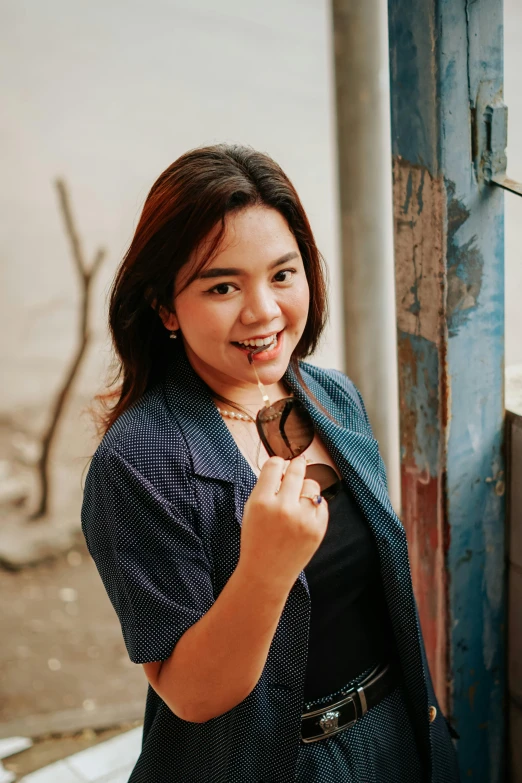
top-left (163, 340), bottom-right (239, 482)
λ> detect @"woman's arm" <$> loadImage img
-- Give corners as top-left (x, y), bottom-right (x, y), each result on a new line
top-left (86, 449), bottom-right (324, 725)
top-left (86, 445), bottom-right (292, 723)
top-left (143, 560), bottom-right (291, 723)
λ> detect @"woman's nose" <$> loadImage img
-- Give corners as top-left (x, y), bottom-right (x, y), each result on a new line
top-left (240, 287), bottom-right (281, 325)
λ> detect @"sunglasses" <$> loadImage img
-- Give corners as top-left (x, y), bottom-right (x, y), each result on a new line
top-left (247, 347), bottom-right (342, 501)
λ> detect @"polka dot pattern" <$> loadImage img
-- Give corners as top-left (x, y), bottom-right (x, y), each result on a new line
top-left (81, 342), bottom-right (459, 782)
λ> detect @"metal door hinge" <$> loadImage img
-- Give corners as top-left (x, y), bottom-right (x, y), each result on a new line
top-left (481, 100), bottom-right (522, 196)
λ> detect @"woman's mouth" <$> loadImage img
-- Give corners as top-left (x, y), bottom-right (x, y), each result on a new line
top-left (231, 330), bottom-right (284, 361)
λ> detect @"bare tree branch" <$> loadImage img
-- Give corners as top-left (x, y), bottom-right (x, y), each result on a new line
top-left (30, 180), bottom-right (107, 520)
top-left (90, 247), bottom-right (106, 279)
top-left (55, 179), bottom-right (87, 281)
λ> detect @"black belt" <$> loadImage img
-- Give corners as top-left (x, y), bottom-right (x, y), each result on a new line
top-left (300, 661), bottom-right (398, 743)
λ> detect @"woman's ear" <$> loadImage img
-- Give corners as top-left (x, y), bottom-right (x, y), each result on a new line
top-left (151, 298), bottom-right (180, 331)
top-left (160, 308), bottom-right (180, 331)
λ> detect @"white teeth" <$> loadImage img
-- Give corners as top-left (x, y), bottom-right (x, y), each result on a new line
top-left (238, 333), bottom-right (278, 347)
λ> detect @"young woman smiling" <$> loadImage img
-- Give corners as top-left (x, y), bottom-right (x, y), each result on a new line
top-left (81, 144), bottom-right (460, 783)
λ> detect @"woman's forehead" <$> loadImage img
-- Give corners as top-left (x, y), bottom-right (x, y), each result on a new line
top-left (177, 206), bottom-right (300, 289)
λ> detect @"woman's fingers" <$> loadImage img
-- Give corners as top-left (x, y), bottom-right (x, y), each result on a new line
top-left (299, 478), bottom-right (322, 500)
top-left (277, 455), bottom-right (308, 502)
top-left (256, 457), bottom-right (324, 507)
top-left (240, 455), bottom-right (330, 591)
top-left (254, 456), bottom-right (286, 497)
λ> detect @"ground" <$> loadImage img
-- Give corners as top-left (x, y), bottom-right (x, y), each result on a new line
top-left (0, 540), bottom-right (146, 776)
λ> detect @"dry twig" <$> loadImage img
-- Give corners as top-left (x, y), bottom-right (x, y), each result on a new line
top-left (30, 179), bottom-right (106, 520)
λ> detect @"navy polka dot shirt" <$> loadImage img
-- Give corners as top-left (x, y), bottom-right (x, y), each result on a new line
top-left (81, 342), bottom-right (459, 782)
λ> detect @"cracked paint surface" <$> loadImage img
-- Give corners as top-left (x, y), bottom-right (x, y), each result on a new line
top-left (389, 0), bottom-right (505, 778)
top-left (393, 156), bottom-right (448, 711)
top-left (446, 181), bottom-right (484, 336)
top-left (393, 159), bottom-right (445, 346)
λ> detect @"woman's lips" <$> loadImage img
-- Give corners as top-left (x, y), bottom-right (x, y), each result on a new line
top-left (232, 330), bottom-right (284, 361)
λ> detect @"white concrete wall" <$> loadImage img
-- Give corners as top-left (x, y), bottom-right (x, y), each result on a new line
top-left (0, 0), bottom-right (342, 416)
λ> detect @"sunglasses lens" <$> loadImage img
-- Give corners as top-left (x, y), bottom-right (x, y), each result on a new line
top-left (257, 398), bottom-right (315, 460)
top-left (304, 463), bottom-right (342, 500)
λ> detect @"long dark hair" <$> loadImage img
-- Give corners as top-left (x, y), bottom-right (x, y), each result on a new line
top-left (94, 143), bottom-right (332, 437)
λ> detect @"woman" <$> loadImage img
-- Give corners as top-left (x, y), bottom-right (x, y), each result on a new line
top-left (81, 143), bottom-right (460, 783)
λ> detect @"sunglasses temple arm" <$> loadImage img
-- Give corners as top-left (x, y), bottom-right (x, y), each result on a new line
top-left (248, 350), bottom-right (272, 408)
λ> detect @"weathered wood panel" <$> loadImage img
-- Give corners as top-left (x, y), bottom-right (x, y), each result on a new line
top-left (388, 0), bottom-right (506, 778)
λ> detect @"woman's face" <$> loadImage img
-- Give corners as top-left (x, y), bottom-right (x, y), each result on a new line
top-left (164, 206), bottom-right (310, 397)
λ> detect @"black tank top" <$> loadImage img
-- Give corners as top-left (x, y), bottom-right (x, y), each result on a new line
top-left (302, 481), bottom-right (397, 702)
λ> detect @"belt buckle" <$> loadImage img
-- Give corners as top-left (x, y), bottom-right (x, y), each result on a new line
top-left (300, 685), bottom-right (360, 744)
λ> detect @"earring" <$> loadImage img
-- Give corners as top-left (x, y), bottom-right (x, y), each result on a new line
top-left (169, 330), bottom-right (178, 339)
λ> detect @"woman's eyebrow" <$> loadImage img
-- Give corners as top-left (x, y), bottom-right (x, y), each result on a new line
top-left (197, 251), bottom-right (299, 280)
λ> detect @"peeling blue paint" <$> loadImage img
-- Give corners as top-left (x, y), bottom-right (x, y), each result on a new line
top-left (407, 286), bottom-right (420, 316)
top-left (389, 0), bottom-right (506, 779)
top-left (415, 168), bottom-right (425, 215)
top-left (398, 331), bottom-right (440, 478)
top-left (402, 170), bottom-right (413, 214)
top-left (446, 180), bottom-right (485, 336)
top-left (388, 0), bottom-right (439, 173)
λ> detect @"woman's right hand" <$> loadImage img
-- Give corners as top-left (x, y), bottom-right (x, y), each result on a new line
top-left (238, 455), bottom-right (329, 593)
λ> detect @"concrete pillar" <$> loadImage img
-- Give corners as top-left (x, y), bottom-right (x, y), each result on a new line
top-left (331, 0), bottom-right (400, 511)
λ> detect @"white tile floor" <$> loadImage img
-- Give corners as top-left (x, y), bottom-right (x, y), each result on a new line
top-left (0, 737), bottom-right (33, 783)
top-left (0, 764), bottom-right (15, 783)
top-left (0, 739), bottom-right (33, 761)
top-left (18, 727), bottom-right (142, 783)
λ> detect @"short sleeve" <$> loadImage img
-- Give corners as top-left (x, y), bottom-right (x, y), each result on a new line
top-left (81, 446), bottom-right (215, 664)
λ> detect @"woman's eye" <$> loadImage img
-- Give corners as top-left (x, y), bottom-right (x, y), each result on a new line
top-left (208, 283), bottom-right (237, 295)
top-left (274, 268), bottom-right (296, 283)
top-left (207, 269), bottom-right (296, 295)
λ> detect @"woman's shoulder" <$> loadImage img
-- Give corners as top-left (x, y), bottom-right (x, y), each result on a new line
top-left (90, 383), bottom-right (191, 483)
